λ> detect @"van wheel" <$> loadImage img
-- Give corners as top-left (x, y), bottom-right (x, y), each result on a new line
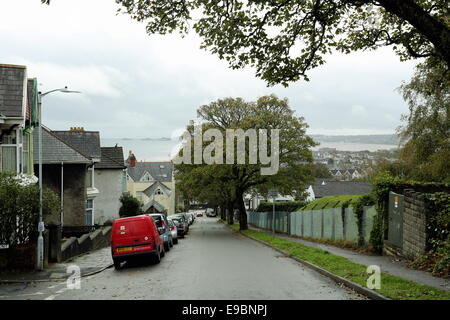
top-left (153, 249), bottom-right (161, 264)
top-left (164, 241), bottom-right (170, 252)
top-left (160, 245), bottom-right (166, 258)
top-left (169, 238), bottom-right (174, 248)
top-left (173, 238), bottom-right (178, 245)
top-left (113, 258), bottom-right (122, 270)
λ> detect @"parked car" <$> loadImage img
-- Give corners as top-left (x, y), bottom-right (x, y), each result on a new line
top-left (196, 212), bottom-right (203, 217)
top-left (172, 213), bottom-right (189, 234)
top-left (168, 216), bottom-right (186, 238)
top-left (186, 213), bottom-right (194, 225)
top-left (111, 215), bottom-right (165, 269)
top-left (167, 219), bottom-right (178, 244)
top-left (205, 208), bottom-right (216, 217)
top-left (145, 213), bottom-right (173, 251)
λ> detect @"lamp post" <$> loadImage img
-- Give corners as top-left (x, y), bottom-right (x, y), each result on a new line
top-left (36, 87), bottom-right (81, 271)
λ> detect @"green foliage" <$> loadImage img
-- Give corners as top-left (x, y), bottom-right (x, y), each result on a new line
top-left (304, 162), bottom-right (332, 179)
top-left (369, 171), bottom-right (398, 253)
top-left (353, 194), bottom-right (375, 246)
top-left (116, 1), bottom-right (450, 86)
top-left (174, 95), bottom-right (316, 230)
top-left (424, 193), bottom-right (450, 250)
top-left (396, 58), bottom-right (450, 183)
top-left (175, 205), bottom-right (185, 213)
top-left (119, 193), bottom-right (143, 218)
top-left (0, 172), bottom-right (60, 246)
top-left (255, 201), bottom-right (307, 213)
top-left (423, 193), bottom-right (450, 276)
top-left (301, 195), bottom-right (363, 211)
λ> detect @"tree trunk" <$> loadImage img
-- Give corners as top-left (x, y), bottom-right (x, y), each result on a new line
top-left (220, 206), bottom-right (226, 221)
top-left (237, 192), bottom-right (248, 230)
top-left (226, 202), bottom-right (234, 225)
top-left (376, 0), bottom-right (450, 65)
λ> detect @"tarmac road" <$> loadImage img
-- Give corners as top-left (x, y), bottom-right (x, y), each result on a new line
top-left (0, 217), bottom-right (364, 300)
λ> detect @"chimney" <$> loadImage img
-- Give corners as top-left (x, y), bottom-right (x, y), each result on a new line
top-left (127, 150), bottom-right (137, 167)
top-left (70, 127), bottom-right (84, 132)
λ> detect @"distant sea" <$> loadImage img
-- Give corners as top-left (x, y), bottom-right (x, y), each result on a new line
top-left (101, 138), bottom-right (398, 162)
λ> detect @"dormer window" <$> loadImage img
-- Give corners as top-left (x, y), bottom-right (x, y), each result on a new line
top-left (140, 171), bottom-right (154, 182)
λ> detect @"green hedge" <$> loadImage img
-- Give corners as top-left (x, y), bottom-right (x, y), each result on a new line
top-left (300, 195), bottom-right (363, 211)
top-left (256, 201), bottom-right (306, 212)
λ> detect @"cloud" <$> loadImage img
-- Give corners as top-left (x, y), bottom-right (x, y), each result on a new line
top-left (351, 104), bottom-right (368, 118)
top-left (25, 61), bottom-right (128, 98)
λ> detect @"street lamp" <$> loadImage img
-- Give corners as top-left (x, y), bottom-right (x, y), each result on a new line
top-left (36, 87), bottom-right (81, 271)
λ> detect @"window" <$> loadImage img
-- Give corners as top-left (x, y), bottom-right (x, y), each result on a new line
top-left (85, 199), bottom-right (94, 225)
top-left (140, 171), bottom-right (154, 182)
top-left (85, 167), bottom-right (94, 188)
top-left (86, 170), bottom-right (92, 188)
top-left (0, 129), bottom-right (22, 174)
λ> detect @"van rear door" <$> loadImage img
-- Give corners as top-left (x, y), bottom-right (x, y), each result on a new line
top-left (113, 217), bottom-right (153, 254)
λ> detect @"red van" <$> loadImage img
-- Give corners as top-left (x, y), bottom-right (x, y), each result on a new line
top-left (111, 215), bottom-right (165, 269)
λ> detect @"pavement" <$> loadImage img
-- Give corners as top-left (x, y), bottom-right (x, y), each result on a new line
top-left (0, 247), bottom-right (113, 283)
top-left (0, 217), bottom-right (365, 300)
top-left (248, 225), bottom-right (450, 292)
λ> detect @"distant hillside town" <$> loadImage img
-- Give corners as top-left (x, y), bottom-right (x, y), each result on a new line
top-left (312, 147), bottom-right (399, 181)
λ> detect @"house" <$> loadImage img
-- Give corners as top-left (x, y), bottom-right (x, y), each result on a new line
top-left (125, 152), bottom-right (176, 216)
top-left (94, 146), bottom-right (127, 224)
top-left (245, 193), bottom-right (295, 211)
top-left (33, 126), bottom-right (92, 226)
top-left (305, 179), bottom-right (371, 201)
top-left (34, 127), bottom-right (101, 226)
top-left (330, 168), bottom-right (365, 181)
top-left (0, 64), bottom-right (37, 177)
top-left (51, 128), bottom-right (101, 225)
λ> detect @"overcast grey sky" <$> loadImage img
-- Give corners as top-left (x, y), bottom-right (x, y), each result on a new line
top-left (0, 0), bottom-right (417, 138)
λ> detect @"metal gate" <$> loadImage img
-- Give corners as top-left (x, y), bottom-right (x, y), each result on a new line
top-left (388, 191), bottom-right (404, 248)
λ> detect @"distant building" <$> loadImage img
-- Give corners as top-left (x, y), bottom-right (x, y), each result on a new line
top-left (330, 168), bottom-right (365, 181)
top-left (125, 154), bottom-right (176, 216)
top-left (306, 179), bottom-right (371, 201)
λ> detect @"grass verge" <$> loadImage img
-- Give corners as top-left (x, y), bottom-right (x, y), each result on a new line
top-left (228, 224), bottom-right (450, 300)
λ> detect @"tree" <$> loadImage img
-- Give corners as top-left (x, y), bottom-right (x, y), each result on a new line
top-left (0, 172), bottom-right (60, 247)
top-left (305, 162), bottom-right (332, 179)
top-left (396, 57), bottom-right (450, 182)
top-left (119, 193), bottom-right (143, 217)
top-left (174, 95), bottom-right (316, 230)
top-left (104, 0), bottom-right (450, 86)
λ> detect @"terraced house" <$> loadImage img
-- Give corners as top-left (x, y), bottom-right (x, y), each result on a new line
top-left (125, 152), bottom-right (176, 216)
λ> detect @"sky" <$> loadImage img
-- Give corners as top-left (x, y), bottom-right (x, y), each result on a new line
top-left (0, 0), bottom-right (417, 139)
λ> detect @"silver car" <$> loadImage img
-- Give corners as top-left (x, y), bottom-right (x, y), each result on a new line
top-left (167, 218), bottom-right (178, 244)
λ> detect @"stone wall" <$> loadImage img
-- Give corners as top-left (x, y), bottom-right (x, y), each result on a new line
top-left (402, 189), bottom-right (427, 259)
top-left (60, 226), bottom-right (111, 262)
